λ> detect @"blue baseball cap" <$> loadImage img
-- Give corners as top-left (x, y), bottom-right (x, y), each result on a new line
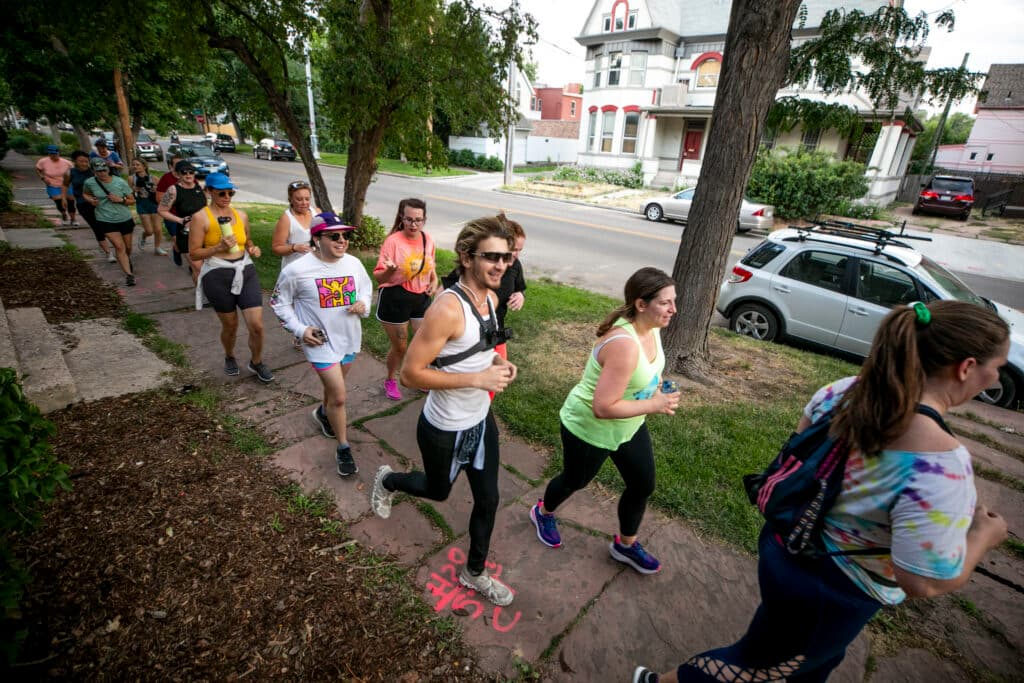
top-left (204, 172), bottom-right (234, 190)
top-left (46, 144), bottom-right (59, 154)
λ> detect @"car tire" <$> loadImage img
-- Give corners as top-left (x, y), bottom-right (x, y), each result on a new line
top-left (730, 303), bottom-right (780, 342)
top-left (976, 367), bottom-right (1019, 409)
top-left (911, 205), bottom-right (921, 216)
top-left (959, 210), bottom-right (971, 221)
top-left (644, 204), bottom-right (664, 222)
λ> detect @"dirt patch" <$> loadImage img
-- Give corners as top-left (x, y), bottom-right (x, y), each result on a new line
top-left (0, 247), bottom-right (122, 322)
top-left (9, 391), bottom-right (483, 680)
top-left (0, 205), bottom-right (52, 230)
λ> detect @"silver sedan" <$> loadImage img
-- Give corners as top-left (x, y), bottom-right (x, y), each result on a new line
top-left (641, 188), bottom-right (773, 233)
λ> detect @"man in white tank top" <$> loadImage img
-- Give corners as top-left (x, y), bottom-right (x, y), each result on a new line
top-left (369, 215), bottom-right (519, 606)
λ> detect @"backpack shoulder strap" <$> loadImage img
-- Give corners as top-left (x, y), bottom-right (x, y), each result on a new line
top-left (431, 284), bottom-right (498, 369)
top-left (915, 404), bottom-right (953, 435)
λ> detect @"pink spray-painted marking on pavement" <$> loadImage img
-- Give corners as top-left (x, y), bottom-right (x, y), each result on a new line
top-left (425, 547), bottom-right (521, 633)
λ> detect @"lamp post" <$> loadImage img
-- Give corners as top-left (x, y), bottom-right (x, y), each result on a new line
top-left (305, 40), bottom-right (321, 160)
top-left (503, 56), bottom-right (516, 186)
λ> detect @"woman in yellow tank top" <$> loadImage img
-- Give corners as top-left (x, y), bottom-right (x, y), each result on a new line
top-left (187, 173), bottom-right (274, 383)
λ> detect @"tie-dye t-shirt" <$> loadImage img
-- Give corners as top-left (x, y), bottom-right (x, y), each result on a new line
top-left (805, 376), bottom-right (975, 605)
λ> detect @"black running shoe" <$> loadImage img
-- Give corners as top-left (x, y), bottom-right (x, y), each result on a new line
top-left (247, 360), bottom-right (274, 383)
top-left (224, 356), bottom-right (239, 376)
top-left (336, 445), bottom-right (357, 477)
top-left (312, 405), bottom-right (335, 438)
top-left (125, 273), bottom-right (136, 287)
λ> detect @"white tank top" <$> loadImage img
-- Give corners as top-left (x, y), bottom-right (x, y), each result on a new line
top-left (422, 290), bottom-right (496, 431)
top-left (281, 209), bottom-right (312, 269)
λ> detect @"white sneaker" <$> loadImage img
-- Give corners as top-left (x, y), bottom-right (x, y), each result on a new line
top-left (70, 219), bottom-right (79, 227)
top-left (458, 567), bottom-right (513, 606)
top-left (106, 251), bottom-right (117, 263)
top-left (371, 465), bottom-right (395, 518)
top-left (155, 247), bottom-right (169, 256)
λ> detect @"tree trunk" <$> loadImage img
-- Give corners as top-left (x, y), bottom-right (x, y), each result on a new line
top-left (663, 0), bottom-right (803, 380)
top-left (112, 66), bottom-right (134, 166)
top-left (73, 125), bottom-right (92, 152)
top-left (229, 112), bottom-right (244, 145)
top-left (131, 111), bottom-right (142, 141)
top-left (204, 34), bottom-right (333, 213)
top-left (341, 122), bottom-right (388, 227)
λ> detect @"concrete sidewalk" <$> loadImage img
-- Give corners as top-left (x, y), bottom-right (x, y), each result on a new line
top-left (4, 149), bottom-right (1022, 681)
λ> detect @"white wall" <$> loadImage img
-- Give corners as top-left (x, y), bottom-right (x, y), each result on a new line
top-left (936, 111), bottom-right (1024, 174)
top-left (449, 133), bottom-right (579, 166)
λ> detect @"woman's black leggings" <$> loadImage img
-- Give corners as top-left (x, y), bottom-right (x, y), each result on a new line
top-left (543, 421), bottom-right (655, 537)
top-left (384, 411), bottom-right (500, 574)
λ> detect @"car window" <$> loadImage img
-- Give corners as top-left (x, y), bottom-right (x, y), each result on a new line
top-left (913, 256), bottom-right (986, 306)
top-left (929, 178), bottom-right (973, 194)
top-left (779, 250), bottom-right (848, 292)
top-left (674, 189), bottom-right (695, 200)
top-left (136, 133), bottom-right (153, 142)
top-left (741, 241), bottom-right (786, 269)
top-left (855, 261), bottom-right (918, 307)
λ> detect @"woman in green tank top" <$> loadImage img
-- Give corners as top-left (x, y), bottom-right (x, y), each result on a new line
top-left (529, 267), bottom-right (680, 574)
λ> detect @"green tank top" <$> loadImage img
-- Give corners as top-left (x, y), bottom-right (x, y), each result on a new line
top-left (559, 318), bottom-right (665, 450)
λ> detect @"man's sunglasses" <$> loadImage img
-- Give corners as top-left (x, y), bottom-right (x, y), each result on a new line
top-left (288, 180), bottom-right (310, 190)
top-left (473, 251), bottom-right (515, 264)
top-left (319, 231), bottom-right (351, 242)
top-left (214, 190), bottom-right (236, 198)
top-left (179, 170), bottom-right (196, 176)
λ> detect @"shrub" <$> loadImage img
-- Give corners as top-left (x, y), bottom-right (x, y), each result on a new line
top-left (60, 132), bottom-right (77, 145)
top-left (0, 172), bottom-right (12, 212)
top-left (481, 155), bottom-right (503, 172)
top-left (0, 369), bottom-right (71, 663)
top-left (747, 147), bottom-right (869, 220)
top-left (351, 214), bottom-right (386, 252)
top-left (830, 199), bottom-right (884, 221)
top-left (552, 161), bottom-right (643, 189)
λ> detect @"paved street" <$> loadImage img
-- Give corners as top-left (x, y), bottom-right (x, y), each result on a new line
top-left (222, 149), bottom-right (1024, 308)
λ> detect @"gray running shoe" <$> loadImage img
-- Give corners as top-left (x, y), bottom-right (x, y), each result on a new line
top-left (458, 567), bottom-right (513, 606)
top-left (248, 360), bottom-right (274, 383)
top-left (371, 465), bottom-right (395, 518)
top-left (224, 356), bottom-right (239, 376)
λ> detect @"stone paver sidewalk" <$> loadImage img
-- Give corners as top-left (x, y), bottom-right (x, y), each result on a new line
top-left (4, 149), bottom-right (1022, 681)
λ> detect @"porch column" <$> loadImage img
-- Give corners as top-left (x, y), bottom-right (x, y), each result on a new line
top-left (640, 114), bottom-right (659, 185)
top-left (864, 122), bottom-right (907, 204)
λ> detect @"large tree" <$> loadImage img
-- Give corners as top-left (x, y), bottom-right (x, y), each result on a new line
top-left (663, 3), bottom-right (981, 379)
top-left (317, 0), bottom-right (535, 226)
top-left (193, 0), bottom-right (331, 210)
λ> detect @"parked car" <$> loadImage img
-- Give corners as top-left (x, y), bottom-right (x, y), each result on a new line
top-left (640, 188), bottom-right (773, 233)
top-left (134, 132), bottom-right (164, 162)
top-left (912, 175), bottom-right (975, 220)
top-left (206, 133), bottom-right (236, 153)
top-left (716, 222), bottom-right (1023, 408)
top-left (166, 143), bottom-right (230, 178)
top-left (254, 138), bottom-right (297, 161)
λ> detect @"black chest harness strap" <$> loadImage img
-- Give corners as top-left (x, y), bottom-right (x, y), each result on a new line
top-left (431, 284), bottom-right (499, 369)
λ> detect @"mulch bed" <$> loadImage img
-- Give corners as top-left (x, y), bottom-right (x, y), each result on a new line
top-left (9, 391), bottom-right (482, 680)
top-left (0, 247), bottom-right (122, 323)
top-left (0, 207), bottom-right (52, 230)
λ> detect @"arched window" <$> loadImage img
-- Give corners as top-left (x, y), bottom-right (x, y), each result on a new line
top-left (696, 59), bottom-right (720, 88)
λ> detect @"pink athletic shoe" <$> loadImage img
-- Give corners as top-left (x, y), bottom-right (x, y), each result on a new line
top-left (384, 378), bottom-right (402, 401)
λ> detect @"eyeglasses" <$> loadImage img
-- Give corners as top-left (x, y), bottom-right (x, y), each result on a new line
top-left (402, 217), bottom-right (425, 225)
top-left (288, 180), bottom-right (310, 190)
top-left (180, 171), bottom-right (196, 176)
top-left (472, 251), bottom-right (515, 264)
top-left (319, 231), bottom-right (350, 242)
top-left (214, 190), bottom-right (236, 197)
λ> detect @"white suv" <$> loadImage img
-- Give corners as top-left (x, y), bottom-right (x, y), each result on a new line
top-left (717, 221), bottom-right (1023, 408)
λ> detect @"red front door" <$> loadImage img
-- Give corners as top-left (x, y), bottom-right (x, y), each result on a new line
top-left (682, 130), bottom-right (703, 161)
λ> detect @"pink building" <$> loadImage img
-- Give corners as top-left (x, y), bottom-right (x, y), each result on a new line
top-left (534, 84), bottom-right (584, 121)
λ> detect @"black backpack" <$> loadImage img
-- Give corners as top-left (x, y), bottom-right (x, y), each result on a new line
top-left (743, 404), bottom-right (951, 559)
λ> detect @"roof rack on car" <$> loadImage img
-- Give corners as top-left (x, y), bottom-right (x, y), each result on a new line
top-left (783, 217), bottom-right (931, 255)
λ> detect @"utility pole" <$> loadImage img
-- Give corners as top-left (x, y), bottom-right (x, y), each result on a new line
top-left (503, 56), bottom-right (517, 185)
top-left (928, 52), bottom-right (969, 172)
top-left (305, 41), bottom-right (321, 160)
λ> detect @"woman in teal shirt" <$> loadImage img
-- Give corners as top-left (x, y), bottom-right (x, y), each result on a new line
top-left (529, 267), bottom-right (679, 573)
top-left (83, 158), bottom-right (137, 286)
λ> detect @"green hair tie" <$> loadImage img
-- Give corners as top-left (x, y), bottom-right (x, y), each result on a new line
top-left (911, 302), bottom-right (931, 325)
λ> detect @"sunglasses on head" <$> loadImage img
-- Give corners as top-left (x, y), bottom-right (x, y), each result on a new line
top-left (289, 180), bottom-right (310, 190)
top-left (473, 251), bottom-right (515, 264)
top-left (319, 231), bottom-right (349, 242)
top-left (214, 190), bottom-right (235, 197)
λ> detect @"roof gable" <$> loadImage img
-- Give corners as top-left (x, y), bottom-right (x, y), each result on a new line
top-left (979, 64), bottom-right (1024, 109)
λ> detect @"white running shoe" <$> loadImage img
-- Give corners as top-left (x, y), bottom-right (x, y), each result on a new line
top-left (106, 251), bottom-right (117, 263)
top-left (155, 247), bottom-right (169, 256)
top-left (371, 465), bottom-right (395, 519)
top-left (458, 567), bottom-right (513, 606)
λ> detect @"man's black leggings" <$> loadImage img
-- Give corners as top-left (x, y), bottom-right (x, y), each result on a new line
top-left (543, 421), bottom-right (655, 537)
top-left (384, 411), bottom-right (500, 574)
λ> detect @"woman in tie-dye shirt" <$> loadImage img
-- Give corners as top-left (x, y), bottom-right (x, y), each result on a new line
top-left (634, 300), bottom-right (1010, 683)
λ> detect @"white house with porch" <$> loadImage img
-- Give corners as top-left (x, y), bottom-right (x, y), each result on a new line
top-left (574, 0), bottom-right (923, 204)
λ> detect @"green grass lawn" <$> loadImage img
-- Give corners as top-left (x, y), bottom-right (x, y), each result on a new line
top-left (514, 164), bottom-right (558, 173)
top-left (235, 143), bottom-right (253, 154)
top-left (242, 200), bottom-right (857, 553)
top-left (316, 152), bottom-right (471, 178)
